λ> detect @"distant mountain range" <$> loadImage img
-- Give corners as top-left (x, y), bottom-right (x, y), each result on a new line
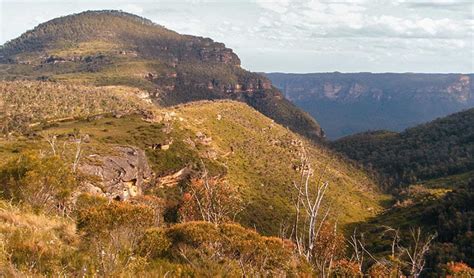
top-left (266, 72), bottom-right (473, 139)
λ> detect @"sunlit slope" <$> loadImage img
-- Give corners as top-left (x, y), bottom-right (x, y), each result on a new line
top-left (170, 101), bottom-right (386, 233)
top-left (0, 81), bottom-right (385, 235)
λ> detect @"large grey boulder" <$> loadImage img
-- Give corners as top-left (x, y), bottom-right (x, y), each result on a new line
top-left (78, 146), bottom-right (152, 200)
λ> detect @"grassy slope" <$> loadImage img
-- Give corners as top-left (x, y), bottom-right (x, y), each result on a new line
top-left (162, 101), bottom-right (386, 233)
top-left (38, 103), bottom-right (385, 235)
top-left (0, 200), bottom-right (78, 275)
top-left (0, 81), bottom-right (386, 235)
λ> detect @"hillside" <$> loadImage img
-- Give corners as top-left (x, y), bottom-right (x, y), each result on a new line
top-left (0, 10), bottom-right (323, 141)
top-left (331, 108), bottom-right (474, 190)
top-left (0, 81), bottom-right (383, 232)
top-left (331, 110), bottom-right (474, 276)
top-left (266, 72), bottom-right (473, 139)
top-left (0, 80), bottom-right (387, 275)
top-left (2, 9), bottom-right (472, 277)
top-left (0, 81), bottom-right (155, 136)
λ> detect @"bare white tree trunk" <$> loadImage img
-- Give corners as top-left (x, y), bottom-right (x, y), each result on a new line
top-left (45, 133), bottom-right (57, 155)
top-left (403, 227), bottom-right (437, 277)
top-left (291, 145), bottom-right (334, 276)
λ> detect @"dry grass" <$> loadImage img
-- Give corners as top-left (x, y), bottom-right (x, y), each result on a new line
top-left (0, 200), bottom-right (78, 276)
top-left (0, 81), bottom-right (157, 135)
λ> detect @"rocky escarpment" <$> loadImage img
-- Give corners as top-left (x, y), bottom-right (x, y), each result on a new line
top-left (267, 72), bottom-right (473, 139)
top-left (271, 74), bottom-right (472, 104)
top-left (78, 146), bottom-right (152, 200)
top-left (0, 10), bottom-right (324, 141)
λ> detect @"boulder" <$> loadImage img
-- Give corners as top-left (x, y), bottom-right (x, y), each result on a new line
top-left (78, 146), bottom-right (152, 201)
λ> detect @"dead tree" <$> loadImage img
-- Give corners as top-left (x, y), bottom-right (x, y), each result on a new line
top-left (43, 132), bottom-right (85, 172)
top-left (180, 162), bottom-right (242, 224)
top-left (44, 133), bottom-right (58, 155)
top-left (350, 226), bottom-right (436, 276)
top-left (403, 227), bottom-right (437, 277)
top-left (291, 145), bottom-right (337, 276)
top-left (71, 135), bottom-right (84, 173)
top-left (348, 229), bottom-right (365, 274)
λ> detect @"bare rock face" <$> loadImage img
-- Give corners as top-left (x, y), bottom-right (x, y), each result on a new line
top-left (157, 167), bottom-right (192, 188)
top-left (79, 146), bottom-right (152, 201)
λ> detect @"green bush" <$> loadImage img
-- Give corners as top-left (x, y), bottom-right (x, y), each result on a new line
top-left (0, 151), bottom-right (78, 214)
top-left (76, 200), bottom-right (157, 275)
top-left (164, 221), bottom-right (310, 276)
top-left (138, 228), bottom-right (171, 259)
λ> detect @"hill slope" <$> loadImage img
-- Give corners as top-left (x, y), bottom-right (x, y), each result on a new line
top-left (266, 72), bottom-right (473, 139)
top-left (331, 108), bottom-right (474, 190)
top-left (330, 109), bottom-right (474, 276)
top-left (0, 10), bottom-right (323, 141)
top-left (0, 81), bottom-right (384, 236)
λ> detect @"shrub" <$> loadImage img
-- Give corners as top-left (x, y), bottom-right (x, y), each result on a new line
top-left (179, 174), bottom-right (242, 224)
top-left (138, 228), bottom-right (171, 259)
top-left (76, 200), bottom-right (156, 275)
top-left (445, 261), bottom-right (474, 277)
top-left (164, 221), bottom-right (310, 276)
top-left (129, 195), bottom-right (165, 226)
top-left (0, 200), bottom-right (78, 276)
top-left (0, 152), bottom-right (78, 214)
top-left (331, 259), bottom-right (362, 277)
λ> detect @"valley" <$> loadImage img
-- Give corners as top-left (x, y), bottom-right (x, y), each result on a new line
top-left (267, 72), bottom-right (473, 139)
top-left (0, 10), bottom-right (472, 277)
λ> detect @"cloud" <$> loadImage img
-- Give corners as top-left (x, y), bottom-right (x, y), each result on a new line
top-left (255, 0), bottom-right (291, 14)
top-left (253, 0), bottom-right (471, 40)
top-left (404, 0), bottom-right (473, 10)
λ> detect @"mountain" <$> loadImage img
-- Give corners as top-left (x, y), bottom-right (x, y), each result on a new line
top-left (2, 10), bottom-right (472, 277)
top-left (331, 108), bottom-right (474, 190)
top-left (0, 10), bottom-right (323, 140)
top-left (266, 72), bottom-right (473, 139)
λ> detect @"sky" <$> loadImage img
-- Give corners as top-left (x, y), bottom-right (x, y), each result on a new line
top-left (0, 0), bottom-right (473, 73)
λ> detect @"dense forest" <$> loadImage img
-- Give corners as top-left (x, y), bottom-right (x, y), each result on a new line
top-left (422, 181), bottom-right (474, 275)
top-left (332, 109), bottom-right (474, 276)
top-left (331, 108), bottom-right (474, 190)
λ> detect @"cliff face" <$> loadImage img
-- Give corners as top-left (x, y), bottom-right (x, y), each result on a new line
top-left (0, 10), bottom-right (323, 140)
top-left (267, 72), bottom-right (473, 139)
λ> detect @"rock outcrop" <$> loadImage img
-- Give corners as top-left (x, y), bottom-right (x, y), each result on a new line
top-left (157, 167), bottom-right (192, 188)
top-left (78, 146), bottom-right (152, 200)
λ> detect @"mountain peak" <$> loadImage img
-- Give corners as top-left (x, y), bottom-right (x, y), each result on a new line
top-left (0, 11), bottom-right (324, 140)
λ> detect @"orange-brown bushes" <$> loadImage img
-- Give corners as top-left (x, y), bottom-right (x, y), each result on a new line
top-left (179, 174), bottom-right (242, 224)
top-left (445, 261), bottom-right (474, 277)
top-left (164, 221), bottom-right (310, 276)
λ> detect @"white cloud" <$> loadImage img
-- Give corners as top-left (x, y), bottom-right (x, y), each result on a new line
top-left (256, 0), bottom-right (290, 14)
